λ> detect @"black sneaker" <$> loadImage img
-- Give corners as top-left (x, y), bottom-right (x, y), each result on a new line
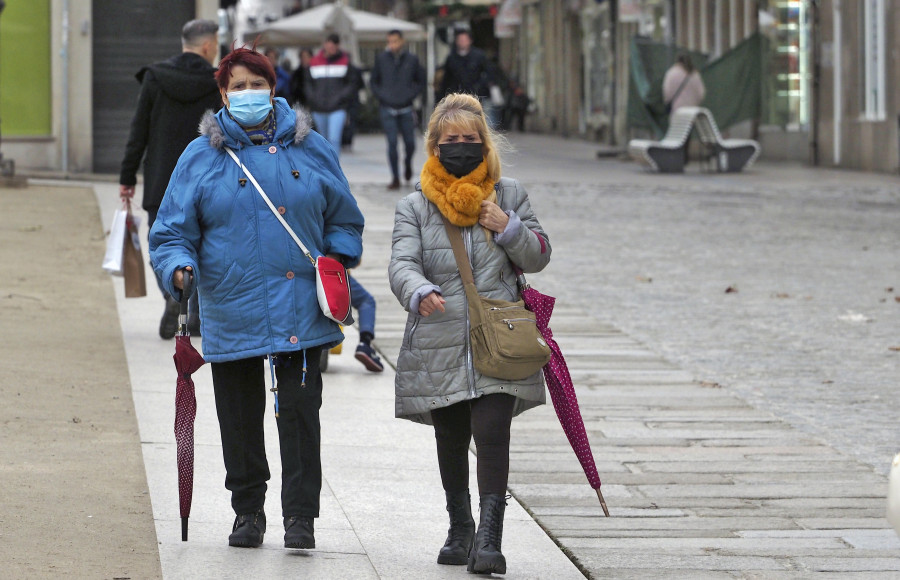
top-left (284, 516), bottom-right (315, 549)
top-left (354, 343), bottom-right (384, 372)
top-left (159, 296), bottom-right (179, 340)
top-left (229, 510), bottom-right (265, 548)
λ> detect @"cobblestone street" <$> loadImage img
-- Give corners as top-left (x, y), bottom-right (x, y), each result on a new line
top-left (525, 176), bottom-right (900, 477)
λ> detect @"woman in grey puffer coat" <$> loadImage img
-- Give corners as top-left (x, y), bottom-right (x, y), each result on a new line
top-left (389, 93), bottom-right (550, 575)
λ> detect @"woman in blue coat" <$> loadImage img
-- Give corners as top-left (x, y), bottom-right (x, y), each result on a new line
top-left (150, 47), bottom-right (364, 551)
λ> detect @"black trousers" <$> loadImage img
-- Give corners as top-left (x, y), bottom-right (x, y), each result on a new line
top-left (210, 347), bottom-right (324, 518)
top-left (430, 393), bottom-right (515, 496)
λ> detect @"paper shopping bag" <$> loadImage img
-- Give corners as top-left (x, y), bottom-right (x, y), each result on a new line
top-left (122, 211), bottom-right (147, 298)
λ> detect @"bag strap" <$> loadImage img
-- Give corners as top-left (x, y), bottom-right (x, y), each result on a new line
top-left (441, 214), bottom-right (476, 286)
top-left (665, 72), bottom-right (692, 107)
top-left (441, 215), bottom-right (488, 326)
top-left (225, 146), bottom-right (316, 265)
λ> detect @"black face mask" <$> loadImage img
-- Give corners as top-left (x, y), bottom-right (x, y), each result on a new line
top-left (438, 142), bottom-right (484, 178)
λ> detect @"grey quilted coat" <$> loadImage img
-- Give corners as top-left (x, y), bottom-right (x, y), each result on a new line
top-left (389, 177), bottom-right (551, 424)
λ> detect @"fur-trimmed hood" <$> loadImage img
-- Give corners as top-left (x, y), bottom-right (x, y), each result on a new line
top-left (199, 97), bottom-right (313, 150)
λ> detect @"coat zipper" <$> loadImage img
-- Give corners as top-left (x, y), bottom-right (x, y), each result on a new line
top-left (406, 316), bottom-right (419, 349)
top-left (463, 227), bottom-right (476, 397)
top-left (499, 271), bottom-right (516, 299)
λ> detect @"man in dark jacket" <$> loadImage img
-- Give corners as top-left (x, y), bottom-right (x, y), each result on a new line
top-left (439, 29), bottom-right (498, 127)
top-left (370, 29), bottom-right (425, 189)
top-left (305, 34), bottom-right (356, 155)
top-left (118, 19), bottom-right (221, 339)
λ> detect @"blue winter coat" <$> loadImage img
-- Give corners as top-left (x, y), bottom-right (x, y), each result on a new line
top-left (150, 98), bottom-right (365, 363)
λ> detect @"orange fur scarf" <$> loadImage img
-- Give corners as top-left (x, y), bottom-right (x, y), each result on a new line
top-left (419, 156), bottom-right (496, 227)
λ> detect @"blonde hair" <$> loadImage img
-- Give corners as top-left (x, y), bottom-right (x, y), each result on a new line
top-left (424, 93), bottom-right (507, 182)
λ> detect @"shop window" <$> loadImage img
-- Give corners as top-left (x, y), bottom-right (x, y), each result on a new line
top-left (861, 0), bottom-right (886, 121)
top-left (760, 0), bottom-right (811, 130)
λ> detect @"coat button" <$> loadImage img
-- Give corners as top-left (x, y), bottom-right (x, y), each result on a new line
top-left (278, 206), bottom-right (286, 215)
top-left (268, 145), bottom-right (277, 154)
top-left (290, 336), bottom-right (298, 344)
top-left (286, 271), bottom-right (294, 279)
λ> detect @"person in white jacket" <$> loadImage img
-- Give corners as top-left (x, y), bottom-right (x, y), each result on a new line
top-left (662, 53), bottom-right (706, 114)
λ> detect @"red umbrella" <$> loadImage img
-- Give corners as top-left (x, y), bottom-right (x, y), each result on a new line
top-left (517, 269), bottom-right (610, 517)
top-left (173, 271), bottom-right (205, 540)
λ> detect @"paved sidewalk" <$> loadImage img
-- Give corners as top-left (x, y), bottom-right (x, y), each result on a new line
top-left (80, 130), bottom-right (900, 578)
top-left (93, 176), bottom-right (584, 579)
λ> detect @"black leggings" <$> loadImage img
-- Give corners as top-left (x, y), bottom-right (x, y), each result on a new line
top-left (430, 393), bottom-right (515, 496)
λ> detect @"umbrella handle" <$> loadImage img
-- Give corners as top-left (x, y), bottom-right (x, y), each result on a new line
top-left (596, 488), bottom-right (610, 517)
top-left (180, 269), bottom-right (194, 313)
top-left (178, 270), bottom-right (194, 335)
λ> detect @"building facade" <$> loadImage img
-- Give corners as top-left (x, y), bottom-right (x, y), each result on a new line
top-left (2, 0), bottom-right (217, 174)
top-left (817, 0), bottom-right (899, 172)
top-left (5, 0), bottom-right (897, 174)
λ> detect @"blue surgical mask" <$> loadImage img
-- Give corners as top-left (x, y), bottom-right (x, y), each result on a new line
top-left (227, 89), bottom-right (273, 126)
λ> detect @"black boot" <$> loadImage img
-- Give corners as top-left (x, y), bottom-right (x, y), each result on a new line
top-left (467, 494), bottom-right (507, 575)
top-left (437, 490), bottom-right (475, 565)
top-left (284, 515), bottom-right (315, 549)
top-left (228, 510), bottom-right (265, 548)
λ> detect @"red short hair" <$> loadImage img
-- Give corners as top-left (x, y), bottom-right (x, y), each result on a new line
top-left (216, 44), bottom-right (276, 91)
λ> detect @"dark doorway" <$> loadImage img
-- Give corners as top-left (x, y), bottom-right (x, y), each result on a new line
top-left (92, 0), bottom-right (194, 173)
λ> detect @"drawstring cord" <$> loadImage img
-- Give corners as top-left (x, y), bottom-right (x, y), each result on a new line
top-left (269, 349), bottom-right (309, 418)
top-left (268, 356), bottom-right (279, 417)
top-left (301, 351), bottom-right (307, 388)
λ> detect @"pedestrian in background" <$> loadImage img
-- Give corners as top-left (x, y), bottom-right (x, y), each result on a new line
top-left (118, 19), bottom-right (221, 339)
top-left (388, 93), bottom-right (551, 575)
top-left (305, 34), bottom-right (356, 154)
top-left (439, 30), bottom-right (498, 127)
top-left (348, 276), bottom-right (384, 373)
top-left (340, 61), bottom-right (365, 152)
top-left (265, 47), bottom-right (292, 101)
top-left (370, 29), bottom-right (425, 190)
top-left (150, 46), bottom-right (364, 552)
top-left (662, 53), bottom-right (705, 115)
top-left (288, 48), bottom-right (312, 108)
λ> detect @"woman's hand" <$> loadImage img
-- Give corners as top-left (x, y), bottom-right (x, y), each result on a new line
top-left (119, 185), bottom-right (135, 200)
top-left (418, 292), bottom-right (446, 317)
top-left (173, 266), bottom-right (193, 290)
top-left (478, 201), bottom-right (509, 234)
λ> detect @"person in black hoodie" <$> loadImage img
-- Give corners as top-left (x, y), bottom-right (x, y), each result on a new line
top-left (118, 19), bottom-right (221, 339)
top-left (370, 29), bottom-right (425, 189)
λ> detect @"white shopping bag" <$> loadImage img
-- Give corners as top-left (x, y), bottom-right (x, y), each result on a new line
top-left (490, 85), bottom-right (506, 107)
top-left (102, 205), bottom-right (128, 276)
top-left (887, 453), bottom-right (900, 536)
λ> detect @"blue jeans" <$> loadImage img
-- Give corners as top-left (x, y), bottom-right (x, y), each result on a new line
top-left (379, 107), bottom-right (416, 181)
top-left (312, 110), bottom-right (347, 154)
top-left (349, 276), bottom-right (375, 339)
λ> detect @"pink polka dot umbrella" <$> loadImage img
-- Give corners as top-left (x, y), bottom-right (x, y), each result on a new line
top-left (173, 272), bottom-right (206, 540)
top-left (517, 268), bottom-right (609, 516)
